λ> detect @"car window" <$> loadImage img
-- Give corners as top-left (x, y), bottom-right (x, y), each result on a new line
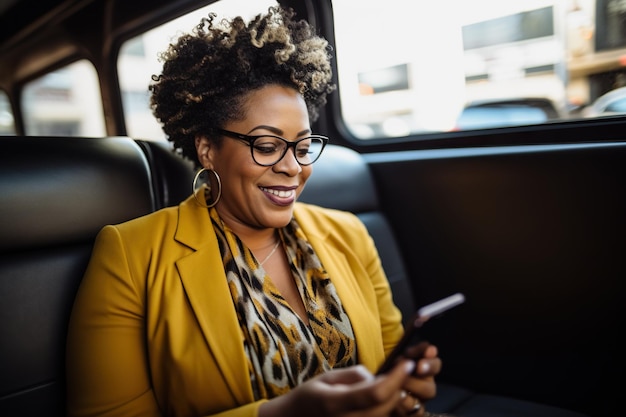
top-left (0, 91), bottom-right (15, 135)
top-left (455, 106), bottom-right (549, 130)
top-left (606, 97), bottom-right (626, 113)
top-left (581, 85), bottom-right (626, 116)
top-left (21, 60), bottom-right (105, 137)
top-left (119, 0), bottom-right (278, 141)
top-left (331, 0), bottom-right (626, 140)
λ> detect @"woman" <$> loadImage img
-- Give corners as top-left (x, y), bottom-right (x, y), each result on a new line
top-left (66, 6), bottom-right (441, 417)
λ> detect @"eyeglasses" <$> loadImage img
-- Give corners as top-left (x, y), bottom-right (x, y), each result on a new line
top-left (215, 128), bottom-right (329, 167)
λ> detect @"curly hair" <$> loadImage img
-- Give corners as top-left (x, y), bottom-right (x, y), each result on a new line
top-left (149, 6), bottom-right (335, 167)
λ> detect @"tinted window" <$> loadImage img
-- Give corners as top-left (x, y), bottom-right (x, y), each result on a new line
top-left (0, 91), bottom-right (15, 135)
top-left (455, 106), bottom-right (548, 130)
top-left (332, 0), bottom-right (626, 140)
top-left (606, 97), bottom-right (626, 112)
top-left (21, 60), bottom-right (105, 137)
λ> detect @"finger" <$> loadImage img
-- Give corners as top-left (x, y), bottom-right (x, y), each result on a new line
top-left (406, 392), bottom-right (424, 417)
top-left (334, 360), bottom-right (415, 412)
top-left (394, 390), bottom-right (425, 417)
top-left (404, 343), bottom-right (438, 361)
top-left (342, 390), bottom-right (405, 417)
top-left (422, 344), bottom-right (438, 359)
top-left (402, 343), bottom-right (440, 377)
top-left (402, 375), bottom-right (437, 402)
top-left (416, 356), bottom-right (441, 376)
top-left (318, 364), bottom-right (374, 385)
top-left (404, 392), bottom-right (424, 417)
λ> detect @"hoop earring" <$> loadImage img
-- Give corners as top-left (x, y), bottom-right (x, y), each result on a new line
top-left (192, 168), bottom-right (222, 208)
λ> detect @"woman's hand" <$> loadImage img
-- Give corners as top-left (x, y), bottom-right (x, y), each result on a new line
top-left (259, 360), bottom-right (417, 417)
top-left (395, 342), bottom-right (442, 416)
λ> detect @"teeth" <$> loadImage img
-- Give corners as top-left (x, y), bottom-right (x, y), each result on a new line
top-left (261, 187), bottom-right (293, 198)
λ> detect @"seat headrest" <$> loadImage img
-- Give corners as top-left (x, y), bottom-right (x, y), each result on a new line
top-left (0, 136), bottom-right (154, 251)
top-left (298, 144), bottom-right (379, 213)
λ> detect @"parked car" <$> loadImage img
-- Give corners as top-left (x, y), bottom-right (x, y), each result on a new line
top-left (453, 98), bottom-right (561, 130)
top-left (583, 86), bottom-right (626, 117)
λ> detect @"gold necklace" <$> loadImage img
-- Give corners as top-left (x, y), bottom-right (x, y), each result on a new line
top-left (259, 240), bottom-right (281, 266)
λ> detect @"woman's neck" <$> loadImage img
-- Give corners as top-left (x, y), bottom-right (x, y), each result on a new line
top-left (218, 215), bottom-right (279, 252)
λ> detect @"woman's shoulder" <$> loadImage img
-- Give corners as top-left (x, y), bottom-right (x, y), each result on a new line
top-left (93, 206), bottom-right (179, 252)
top-left (294, 202), bottom-right (366, 233)
top-left (112, 204), bottom-right (179, 233)
top-left (103, 195), bottom-right (210, 249)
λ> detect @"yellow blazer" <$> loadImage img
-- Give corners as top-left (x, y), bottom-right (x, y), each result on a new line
top-left (66, 195), bottom-right (403, 417)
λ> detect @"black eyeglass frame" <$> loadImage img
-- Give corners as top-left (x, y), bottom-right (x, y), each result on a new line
top-left (215, 128), bottom-right (329, 167)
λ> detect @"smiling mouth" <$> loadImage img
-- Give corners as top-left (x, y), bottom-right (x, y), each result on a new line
top-left (259, 186), bottom-right (295, 198)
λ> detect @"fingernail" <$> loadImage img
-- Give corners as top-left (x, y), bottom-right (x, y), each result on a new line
top-left (405, 360), bottom-right (417, 374)
top-left (420, 361), bottom-right (430, 373)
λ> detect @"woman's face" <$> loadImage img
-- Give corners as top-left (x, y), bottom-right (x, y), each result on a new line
top-left (196, 84), bottom-right (314, 232)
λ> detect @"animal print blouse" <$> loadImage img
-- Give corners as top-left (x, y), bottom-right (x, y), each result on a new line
top-left (209, 208), bottom-right (357, 399)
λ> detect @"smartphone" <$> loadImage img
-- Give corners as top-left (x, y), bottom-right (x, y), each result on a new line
top-left (376, 292), bottom-right (465, 375)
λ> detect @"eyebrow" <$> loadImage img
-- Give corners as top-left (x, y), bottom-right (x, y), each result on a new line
top-left (247, 125), bottom-right (311, 138)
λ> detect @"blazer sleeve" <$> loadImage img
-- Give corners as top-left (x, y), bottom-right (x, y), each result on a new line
top-left (67, 213), bottom-right (266, 417)
top-left (340, 210), bottom-right (404, 357)
top-left (66, 224), bottom-right (162, 417)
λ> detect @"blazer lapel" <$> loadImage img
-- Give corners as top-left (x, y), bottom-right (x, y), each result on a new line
top-left (174, 197), bottom-right (253, 403)
top-left (294, 204), bottom-right (382, 371)
top-left (170, 199), bottom-right (383, 401)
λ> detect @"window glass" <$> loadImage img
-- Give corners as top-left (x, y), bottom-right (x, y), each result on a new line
top-left (332, 0), bottom-right (626, 140)
top-left (119, 0), bottom-right (278, 141)
top-left (0, 91), bottom-right (15, 135)
top-left (21, 60), bottom-right (105, 136)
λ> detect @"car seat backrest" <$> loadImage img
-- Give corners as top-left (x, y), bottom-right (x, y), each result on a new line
top-left (135, 139), bottom-right (195, 210)
top-left (0, 136), bottom-right (155, 417)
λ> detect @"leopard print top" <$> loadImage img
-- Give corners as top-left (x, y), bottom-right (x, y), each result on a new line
top-left (209, 208), bottom-right (357, 400)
